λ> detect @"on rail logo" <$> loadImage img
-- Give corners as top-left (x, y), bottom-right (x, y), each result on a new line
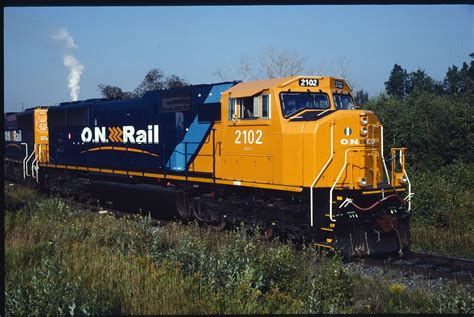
top-left (81, 125), bottom-right (159, 144)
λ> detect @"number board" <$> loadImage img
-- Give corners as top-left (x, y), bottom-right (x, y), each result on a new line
top-left (335, 80), bottom-right (344, 89)
top-left (299, 78), bottom-right (319, 87)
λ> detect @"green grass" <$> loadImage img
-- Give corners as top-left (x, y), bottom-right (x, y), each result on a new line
top-left (4, 182), bottom-right (474, 315)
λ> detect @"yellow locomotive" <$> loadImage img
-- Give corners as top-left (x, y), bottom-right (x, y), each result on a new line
top-left (4, 75), bottom-right (412, 257)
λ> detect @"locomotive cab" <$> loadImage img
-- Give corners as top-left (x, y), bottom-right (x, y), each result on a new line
top-left (217, 76), bottom-right (395, 190)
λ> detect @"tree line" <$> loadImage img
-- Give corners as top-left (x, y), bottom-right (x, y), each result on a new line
top-left (98, 69), bottom-right (188, 99)
top-left (384, 56), bottom-right (474, 100)
top-left (364, 54), bottom-right (473, 172)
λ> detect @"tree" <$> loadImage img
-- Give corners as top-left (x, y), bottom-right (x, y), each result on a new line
top-left (458, 61), bottom-right (474, 95)
top-left (443, 56), bottom-right (474, 98)
top-left (406, 69), bottom-right (436, 95)
top-left (443, 65), bottom-right (462, 95)
top-left (257, 47), bottom-right (306, 79)
top-left (165, 75), bottom-right (189, 89)
top-left (98, 68), bottom-right (189, 99)
top-left (384, 64), bottom-right (409, 98)
top-left (132, 68), bottom-right (166, 97)
top-left (354, 89), bottom-right (369, 106)
top-left (214, 53), bottom-right (254, 82)
top-left (97, 84), bottom-right (134, 99)
top-left (214, 47), bottom-right (308, 82)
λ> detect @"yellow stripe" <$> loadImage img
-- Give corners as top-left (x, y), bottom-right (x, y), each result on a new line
top-left (315, 243), bottom-right (332, 249)
top-left (80, 146), bottom-right (160, 158)
top-left (6, 144), bottom-right (21, 149)
top-left (321, 227), bottom-right (334, 232)
top-left (326, 238), bottom-right (333, 243)
top-left (362, 188), bottom-right (406, 194)
top-left (362, 190), bottom-right (382, 195)
top-left (35, 163), bottom-right (303, 192)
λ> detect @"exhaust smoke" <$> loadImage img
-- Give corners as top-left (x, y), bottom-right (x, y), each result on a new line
top-left (53, 28), bottom-right (84, 101)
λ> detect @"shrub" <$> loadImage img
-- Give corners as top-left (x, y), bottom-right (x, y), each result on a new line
top-left (306, 255), bottom-right (355, 313)
top-left (6, 255), bottom-right (112, 316)
top-left (4, 183), bottom-right (473, 314)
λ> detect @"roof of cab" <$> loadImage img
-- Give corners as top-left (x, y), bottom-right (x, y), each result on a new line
top-left (224, 76), bottom-right (327, 98)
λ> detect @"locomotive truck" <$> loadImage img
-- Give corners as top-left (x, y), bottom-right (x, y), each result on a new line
top-left (4, 76), bottom-right (413, 257)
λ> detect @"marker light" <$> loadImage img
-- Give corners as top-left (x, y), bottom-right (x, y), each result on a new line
top-left (360, 127), bottom-right (368, 136)
top-left (359, 177), bottom-right (367, 186)
top-left (360, 117), bottom-right (368, 126)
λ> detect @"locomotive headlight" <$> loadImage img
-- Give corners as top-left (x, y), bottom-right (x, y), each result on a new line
top-left (360, 127), bottom-right (368, 136)
top-left (400, 174), bottom-right (407, 185)
top-left (359, 177), bottom-right (367, 186)
top-left (360, 116), bottom-right (368, 126)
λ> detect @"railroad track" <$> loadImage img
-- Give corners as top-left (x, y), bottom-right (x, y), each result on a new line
top-left (359, 251), bottom-right (474, 283)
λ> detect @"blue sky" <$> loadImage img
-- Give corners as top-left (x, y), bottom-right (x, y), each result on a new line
top-left (4, 5), bottom-right (473, 112)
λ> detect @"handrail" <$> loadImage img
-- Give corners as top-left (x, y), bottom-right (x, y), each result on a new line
top-left (380, 125), bottom-right (390, 184)
top-left (399, 149), bottom-right (412, 211)
top-left (25, 145), bottom-right (36, 178)
top-left (329, 148), bottom-right (374, 222)
top-left (21, 143), bottom-right (28, 179)
top-left (35, 144), bottom-right (42, 182)
top-left (309, 124), bottom-right (334, 227)
top-left (31, 144), bottom-right (39, 182)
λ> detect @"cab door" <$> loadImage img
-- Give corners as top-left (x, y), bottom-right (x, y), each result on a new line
top-left (220, 93), bottom-right (274, 184)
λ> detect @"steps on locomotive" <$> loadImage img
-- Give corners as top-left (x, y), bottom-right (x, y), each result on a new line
top-left (313, 211), bottom-right (337, 250)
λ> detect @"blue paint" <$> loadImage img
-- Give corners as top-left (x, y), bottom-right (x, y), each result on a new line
top-left (168, 116), bottom-right (207, 171)
top-left (204, 83), bottom-right (235, 104)
top-left (167, 82), bottom-right (235, 171)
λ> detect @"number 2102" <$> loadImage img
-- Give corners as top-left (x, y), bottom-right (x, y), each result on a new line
top-left (235, 130), bottom-right (263, 144)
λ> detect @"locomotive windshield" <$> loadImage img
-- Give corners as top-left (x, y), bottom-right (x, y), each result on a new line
top-left (280, 92), bottom-right (329, 117)
top-left (333, 94), bottom-right (355, 110)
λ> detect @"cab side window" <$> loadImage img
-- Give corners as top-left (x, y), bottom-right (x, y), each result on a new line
top-left (239, 97), bottom-right (258, 119)
top-left (228, 94), bottom-right (271, 120)
top-left (261, 94), bottom-right (270, 119)
top-left (228, 98), bottom-right (236, 120)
